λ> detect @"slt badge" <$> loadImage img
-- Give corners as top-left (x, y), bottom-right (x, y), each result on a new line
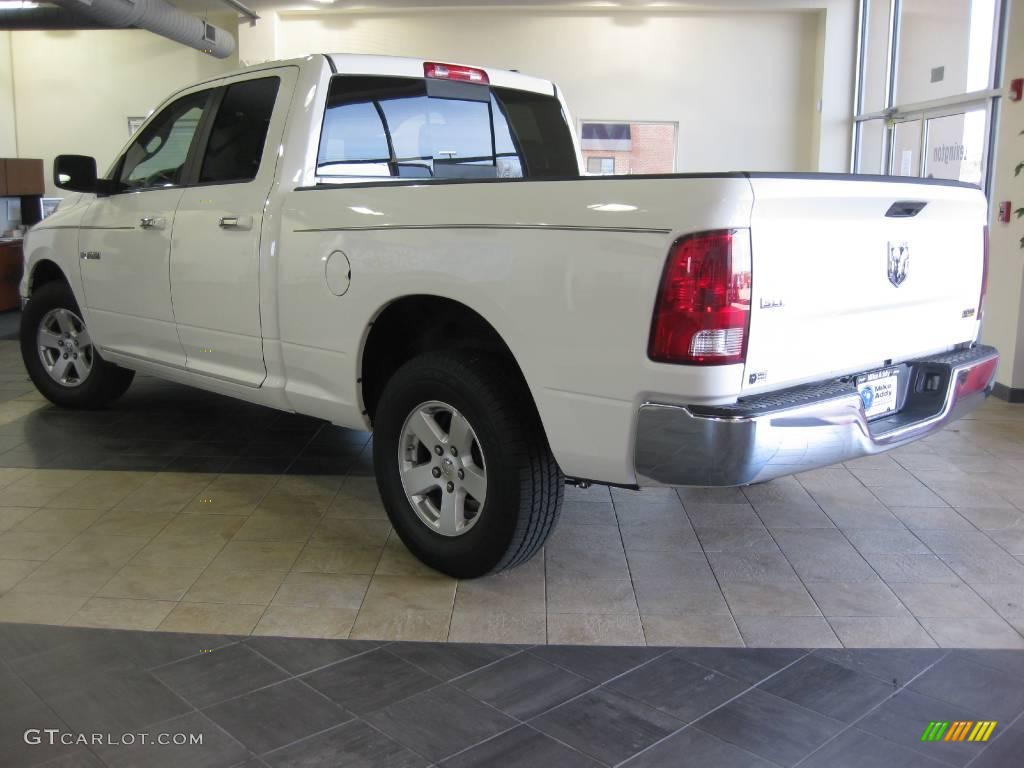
top-left (888, 241), bottom-right (910, 287)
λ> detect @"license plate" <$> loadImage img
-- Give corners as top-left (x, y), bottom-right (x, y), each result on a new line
top-left (856, 367), bottom-right (900, 419)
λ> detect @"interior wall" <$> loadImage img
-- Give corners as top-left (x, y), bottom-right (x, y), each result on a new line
top-left (982, 0), bottom-right (1024, 391)
top-left (0, 31), bottom-right (16, 158)
top-left (273, 9), bottom-right (824, 173)
top-left (8, 20), bottom-right (239, 196)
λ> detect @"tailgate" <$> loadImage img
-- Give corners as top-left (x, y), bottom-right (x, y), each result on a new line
top-left (742, 176), bottom-right (986, 394)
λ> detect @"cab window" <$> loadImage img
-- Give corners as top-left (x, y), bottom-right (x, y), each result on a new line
top-left (117, 90), bottom-right (210, 191)
top-left (316, 75), bottom-right (578, 180)
top-left (199, 77), bottom-right (280, 184)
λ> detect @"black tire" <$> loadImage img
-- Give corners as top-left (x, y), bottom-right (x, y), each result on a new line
top-left (20, 281), bottom-right (134, 409)
top-left (373, 351), bottom-right (564, 579)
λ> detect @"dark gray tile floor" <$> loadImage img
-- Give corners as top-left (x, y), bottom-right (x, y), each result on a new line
top-left (2, 623), bottom-right (1023, 768)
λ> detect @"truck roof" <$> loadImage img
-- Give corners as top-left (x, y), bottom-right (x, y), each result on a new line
top-left (325, 53), bottom-right (556, 96)
top-left (205, 53), bottom-right (556, 97)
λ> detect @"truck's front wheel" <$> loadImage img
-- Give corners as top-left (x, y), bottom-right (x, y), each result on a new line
top-left (20, 281), bottom-right (134, 409)
top-left (373, 351), bottom-right (563, 579)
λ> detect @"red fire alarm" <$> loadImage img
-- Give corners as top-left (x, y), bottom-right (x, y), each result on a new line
top-left (999, 201), bottom-right (1013, 223)
top-left (1011, 78), bottom-right (1024, 101)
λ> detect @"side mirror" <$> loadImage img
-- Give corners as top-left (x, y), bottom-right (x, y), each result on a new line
top-left (53, 154), bottom-right (98, 193)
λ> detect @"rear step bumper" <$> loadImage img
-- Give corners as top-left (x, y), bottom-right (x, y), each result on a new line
top-left (634, 345), bottom-right (999, 487)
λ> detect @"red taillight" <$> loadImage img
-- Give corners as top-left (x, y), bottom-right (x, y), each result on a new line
top-left (979, 225), bottom-right (989, 322)
top-left (956, 357), bottom-right (997, 398)
top-left (423, 62), bottom-right (489, 84)
top-left (648, 229), bottom-right (752, 365)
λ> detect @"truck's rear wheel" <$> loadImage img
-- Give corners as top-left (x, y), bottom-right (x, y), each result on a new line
top-left (373, 351), bottom-right (563, 578)
top-left (20, 281), bottom-right (134, 409)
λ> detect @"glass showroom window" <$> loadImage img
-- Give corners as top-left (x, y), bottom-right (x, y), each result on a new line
top-left (579, 121), bottom-right (677, 175)
top-left (852, 0), bottom-right (1004, 190)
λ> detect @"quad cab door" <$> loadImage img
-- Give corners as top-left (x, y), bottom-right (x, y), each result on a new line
top-left (78, 88), bottom-right (214, 368)
top-left (170, 67), bottom-right (297, 387)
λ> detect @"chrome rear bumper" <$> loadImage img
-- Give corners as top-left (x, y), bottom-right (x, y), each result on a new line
top-left (634, 345), bottom-right (999, 487)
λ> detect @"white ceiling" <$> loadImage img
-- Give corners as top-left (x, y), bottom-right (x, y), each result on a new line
top-left (169, 0), bottom-right (821, 17)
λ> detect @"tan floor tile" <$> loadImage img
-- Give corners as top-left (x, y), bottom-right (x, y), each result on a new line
top-left (805, 581), bottom-right (908, 618)
top-left (0, 559), bottom-right (40, 592)
top-left (182, 474), bottom-right (276, 515)
top-left (453, 565), bottom-right (545, 615)
top-left (12, 561), bottom-right (117, 597)
top-left (204, 539), bottom-right (303, 571)
top-left (157, 602), bottom-right (266, 635)
top-left (253, 605), bottom-right (357, 639)
top-left (115, 473), bottom-right (214, 514)
top-left (326, 496), bottom-right (388, 520)
top-left (719, 580), bottom-right (820, 618)
top-left (160, 514), bottom-right (247, 541)
top-left (88, 509), bottom-right (176, 538)
top-left (861, 553), bottom-right (961, 584)
top-left (1, 485), bottom-right (65, 508)
top-left (15, 507), bottom-right (105, 534)
top-left (640, 614), bottom-right (744, 647)
top-left (67, 597), bottom-right (175, 630)
top-left (448, 609), bottom-right (547, 644)
top-left (270, 572), bottom-right (369, 610)
top-left (373, 536), bottom-right (441, 577)
top-left (560, 501), bottom-right (618, 526)
top-left (970, 583), bottom-right (1024, 619)
top-left (292, 542), bottom-right (383, 575)
top-left (184, 569), bottom-right (288, 605)
top-left (10, 469), bottom-right (93, 489)
top-left (828, 617), bottom-right (937, 648)
top-left (735, 617), bottom-right (842, 648)
top-left (0, 530), bottom-right (77, 560)
top-left (233, 509), bottom-right (322, 542)
top-left (47, 472), bottom-right (153, 510)
top-left (257, 490), bottom-right (333, 514)
top-left (52, 533), bottom-right (150, 568)
top-left (955, 507), bottom-right (1024, 531)
top-left (619, 520), bottom-right (702, 553)
top-left (633, 578), bottom-right (731, 616)
top-left (547, 613), bottom-right (646, 646)
top-left (0, 592), bottom-right (89, 624)
top-left (130, 535), bottom-right (227, 569)
top-left (547, 576), bottom-right (638, 614)
top-left (625, 549), bottom-right (717, 583)
top-left (311, 518), bottom-right (392, 548)
top-left (0, 507), bottom-right (35, 532)
top-left (0, 399), bottom-right (47, 426)
top-left (890, 582), bottom-right (1000, 619)
top-left (98, 565), bottom-right (204, 601)
top-left (349, 606), bottom-right (451, 641)
top-left (545, 525), bottom-right (630, 579)
top-left (274, 474), bottom-right (344, 499)
top-left (918, 617), bottom-right (1024, 648)
top-left (337, 475), bottom-right (381, 502)
top-left (360, 574), bottom-right (456, 614)
top-left (0, 468), bottom-right (31, 488)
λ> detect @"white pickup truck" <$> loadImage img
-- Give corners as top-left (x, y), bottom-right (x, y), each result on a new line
top-left (20, 54), bottom-right (998, 578)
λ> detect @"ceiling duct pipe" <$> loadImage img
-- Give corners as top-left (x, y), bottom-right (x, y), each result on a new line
top-left (50, 0), bottom-right (236, 58)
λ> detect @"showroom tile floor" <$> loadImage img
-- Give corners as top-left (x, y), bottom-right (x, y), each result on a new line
top-left (2, 331), bottom-right (1024, 647)
top-left (2, 622), bottom-right (1023, 768)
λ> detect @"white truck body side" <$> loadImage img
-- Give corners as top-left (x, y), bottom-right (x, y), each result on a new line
top-left (18, 53), bottom-right (997, 575)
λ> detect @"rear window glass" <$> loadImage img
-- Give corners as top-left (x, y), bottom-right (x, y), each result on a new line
top-left (317, 75), bottom-right (578, 180)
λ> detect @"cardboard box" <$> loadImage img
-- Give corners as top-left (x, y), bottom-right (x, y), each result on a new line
top-left (1, 159), bottom-right (44, 196)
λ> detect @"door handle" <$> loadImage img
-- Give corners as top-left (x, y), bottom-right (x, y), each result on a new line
top-left (139, 216), bottom-right (166, 230)
top-left (219, 215), bottom-right (252, 230)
